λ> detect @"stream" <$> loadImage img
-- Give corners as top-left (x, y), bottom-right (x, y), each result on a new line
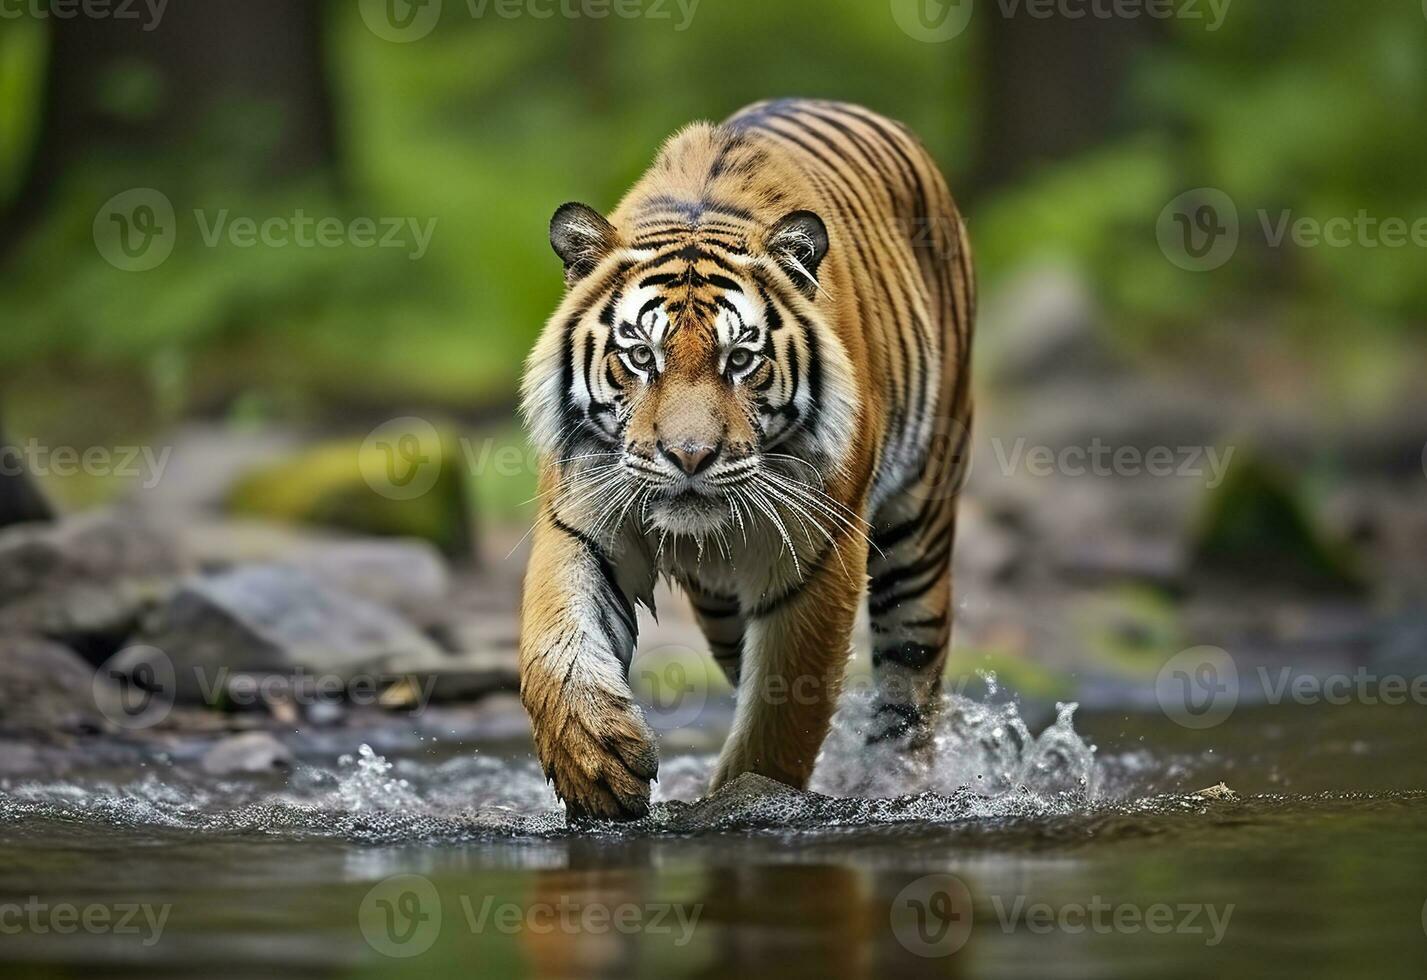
top-left (1, 687), bottom-right (1423, 978)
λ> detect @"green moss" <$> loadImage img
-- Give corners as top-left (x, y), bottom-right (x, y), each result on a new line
top-left (227, 428), bottom-right (476, 559)
top-left (943, 648), bottom-right (1076, 702)
top-left (1191, 454), bottom-right (1365, 593)
top-left (1073, 586), bottom-right (1185, 674)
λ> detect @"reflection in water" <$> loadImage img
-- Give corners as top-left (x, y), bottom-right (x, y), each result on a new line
top-left (0, 703), bottom-right (1423, 977)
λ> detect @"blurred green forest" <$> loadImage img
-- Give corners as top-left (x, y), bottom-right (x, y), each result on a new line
top-left (1, 0), bottom-right (1425, 436)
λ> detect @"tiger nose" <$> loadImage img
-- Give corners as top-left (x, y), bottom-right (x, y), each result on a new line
top-left (659, 440), bottom-right (720, 475)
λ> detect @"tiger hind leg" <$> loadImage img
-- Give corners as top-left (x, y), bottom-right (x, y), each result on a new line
top-left (864, 477), bottom-right (961, 750)
top-left (682, 579), bottom-right (746, 687)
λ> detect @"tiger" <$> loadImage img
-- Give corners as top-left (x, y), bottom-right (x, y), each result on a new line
top-left (518, 98), bottom-right (975, 819)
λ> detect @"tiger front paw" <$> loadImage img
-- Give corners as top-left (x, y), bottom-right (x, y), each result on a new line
top-left (531, 690), bottom-right (659, 821)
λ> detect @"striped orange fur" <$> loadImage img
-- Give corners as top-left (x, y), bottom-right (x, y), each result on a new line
top-left (520, 99), bottom-right (975, 819)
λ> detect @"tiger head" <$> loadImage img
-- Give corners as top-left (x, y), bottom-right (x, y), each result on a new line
top-left (521, 198), bottom-right (861, 539)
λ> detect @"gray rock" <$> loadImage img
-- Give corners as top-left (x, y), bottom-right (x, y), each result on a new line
top-left (282, 539), bottom-right (449, 614)
top-left (0, 580), bottom-right (171, 657)
top-left (128, 424), bottom-right (301, 515)
top-left (181, 521), bottom-right (450, 613)
top-left (133, 564), bottom-right (448, 703)
top-left (0, 510), bottom-right (187, 607)
top-left (668, 773), bottom-right (809, 829)
top-left (980, 264), bottom-right (1118, 386)
top-left (200, 731), bottom-right (294, 775)
top-left (0, 634), bottom-right (107, 734)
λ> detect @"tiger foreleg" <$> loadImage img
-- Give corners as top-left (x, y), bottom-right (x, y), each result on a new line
top-left (710, 535), bottom-right (867, 791)
top-left (519, 506), bottom-right (658, 820)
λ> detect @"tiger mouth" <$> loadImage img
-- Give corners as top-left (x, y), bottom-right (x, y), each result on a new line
top-left (645, 490), bottom-right (731, 534)
top-left (657, 489), bottom-right (725, 511)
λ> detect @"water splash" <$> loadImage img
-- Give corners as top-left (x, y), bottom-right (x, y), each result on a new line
top-left (812, 675), bottom-right (1100, 806)
top-left (0, 677), bottom-right (1114, 842)
top-left (330, 744), bottom-right (427, 812)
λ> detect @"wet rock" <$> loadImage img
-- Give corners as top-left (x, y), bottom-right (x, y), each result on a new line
top-left (181, 521), bottom-right (450, 614)
top-left (426, 611), bottom-right (519, 658)
top-left (385, 654), bottom-right (521, 706)
top-left (0, 510), bottom-right (187, 607)
top-left (0, 634), bottom-right (107, 734)
top-left (0, 580), bottom-right (171, 665)
top-left (672, 773), bottom-right (808, 828)
top-left (132, 565), bottom-right (448, 703)
top-left (200, 732), bottom-right (294, 775)
top-left (0, 421), bottom-right (52, 528)
top-left (284, 539), bottom-right (449, 614)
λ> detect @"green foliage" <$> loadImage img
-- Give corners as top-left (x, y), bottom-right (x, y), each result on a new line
top-left (987, 0), bottom-right (1427, 334)
top-left (0, 18), bottom-right (45, 198)
top-left (0, 0), bottom-right (1421, 419)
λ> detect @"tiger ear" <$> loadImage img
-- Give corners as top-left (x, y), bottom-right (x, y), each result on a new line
top-left (766, 210), bottom-right (829, 299)
top-left (550, 202), bottom-right (620, 285)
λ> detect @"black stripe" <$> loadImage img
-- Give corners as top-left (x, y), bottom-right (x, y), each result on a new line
top-left (872, 643), bottom-right (942, 670)
top-left (550, 515), bottom-right (638, 646)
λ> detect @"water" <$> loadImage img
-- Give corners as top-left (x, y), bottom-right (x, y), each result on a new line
top-left (1, 687), bottom-right (1423, 978)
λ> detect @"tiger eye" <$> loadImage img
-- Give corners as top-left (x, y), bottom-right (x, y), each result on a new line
top-left (728, 348), bottom-right (754, 371)
top-left (628, 344), bottom-right (655, 368)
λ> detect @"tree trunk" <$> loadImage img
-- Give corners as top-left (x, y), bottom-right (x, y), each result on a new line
top-left (3, 0), bottom-right (338, 254)
top-left (0, 413), bottom-right (53, 528)
top-left (974, 12), bottom-right (1163, 196)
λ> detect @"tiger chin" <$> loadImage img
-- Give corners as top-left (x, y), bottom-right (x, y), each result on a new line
top-left (518, 98), bottom-right (976, 820)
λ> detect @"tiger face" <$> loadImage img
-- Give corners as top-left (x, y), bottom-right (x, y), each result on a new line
top-left (522, 200), bottom-right (861, 542)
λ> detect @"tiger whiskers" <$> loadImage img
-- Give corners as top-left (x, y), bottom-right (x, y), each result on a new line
top-left (760, 469), bottom-right (882, 560)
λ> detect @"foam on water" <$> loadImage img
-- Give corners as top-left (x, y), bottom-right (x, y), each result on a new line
top-left (0, 679), bottom-right (1135, 843)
